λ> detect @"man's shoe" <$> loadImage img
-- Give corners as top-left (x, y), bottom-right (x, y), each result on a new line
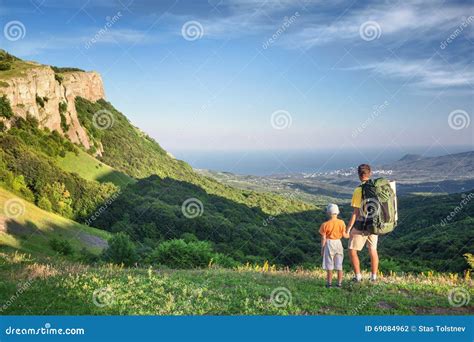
top-left (325, 283), bottom-right (332, 288)
top-left (336, 283), bottom-right (342, 288)
top-left (352, 277), bottom-right (362, 283)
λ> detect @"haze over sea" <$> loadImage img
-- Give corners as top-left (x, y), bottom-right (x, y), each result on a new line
top-left (172, 146), bottom-right (473, 176)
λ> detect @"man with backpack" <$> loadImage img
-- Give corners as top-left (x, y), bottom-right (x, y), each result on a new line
top-left (346, 163), bottom-right (398, 283)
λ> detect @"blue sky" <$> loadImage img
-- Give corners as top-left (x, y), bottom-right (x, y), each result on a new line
top-left (0, 0), bottom-right (473, 154)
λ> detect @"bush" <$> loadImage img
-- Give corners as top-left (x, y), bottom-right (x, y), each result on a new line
top-left (49, 238), bottom-right (74, 255)
top-left (35, 95), bottom-right (45, 108)
top-left (0, 61), bottom-right (11, 71)
top-left (0, 95), bottom-right (13, 119)
top-left (79, 247), bottom-right (99, 264)
top-left (149, 239), bottom-right (237, 269)
top-left (378, 258), bottom-right (403, 274)
top-left (211, 253), bottom-right (239, 268)
top-left (102, 232), bottom-right (137, 266)
top-left (38, 196), bottom-right (52, 212)
top-left (464, 253), bottom-right (474, 269)
top-left (54, 73), bottom-right (64, 84)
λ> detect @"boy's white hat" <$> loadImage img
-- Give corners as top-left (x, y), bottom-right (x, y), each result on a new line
top-left (326, 203), bottom-right (339, 215)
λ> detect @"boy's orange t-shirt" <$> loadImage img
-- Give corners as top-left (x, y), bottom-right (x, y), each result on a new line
top-left (319, 218), bottom-right (346, 239)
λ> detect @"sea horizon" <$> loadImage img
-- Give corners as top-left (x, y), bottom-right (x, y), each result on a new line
top-left (170, 145), bottom-right (473, 176)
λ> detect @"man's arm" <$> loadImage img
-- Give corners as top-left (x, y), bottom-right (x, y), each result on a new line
top-left (346, 207), bottom-right (359, 233)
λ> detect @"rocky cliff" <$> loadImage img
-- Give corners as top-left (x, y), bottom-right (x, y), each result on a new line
top-left (0, 62), bottom-right (105, 152)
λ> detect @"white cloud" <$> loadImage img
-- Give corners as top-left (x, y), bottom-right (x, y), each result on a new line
top-left (287, 1), bottom-right (473, 47)
top-left (347, 58), bottom-right (474, 89)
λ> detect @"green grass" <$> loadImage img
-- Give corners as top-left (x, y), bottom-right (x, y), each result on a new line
top-left (56, 150), bottom-right (134, 188)
top-left (0, 253), bottom-right (472, 315)
top-left (0, 59), bottom-right (39, 80)
top-left (0, 187), bottom-right (110, 257)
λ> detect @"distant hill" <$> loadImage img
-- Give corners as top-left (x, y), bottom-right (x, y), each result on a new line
top-left (382, 151), bottom-right (474, 182)
top-left (398, 154), bottom-right (423, 162)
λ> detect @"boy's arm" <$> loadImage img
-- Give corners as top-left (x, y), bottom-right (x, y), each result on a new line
top-left (342, 224), bottom-right (350, 239)
top-left (320, 235), bottom-right (327, 256)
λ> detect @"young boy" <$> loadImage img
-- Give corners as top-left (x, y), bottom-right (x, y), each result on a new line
top-left (319, 203), bottom-right (350, 288)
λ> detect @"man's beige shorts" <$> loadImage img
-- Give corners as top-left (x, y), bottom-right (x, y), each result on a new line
top-left (348, 229), bottom-right (378, 251)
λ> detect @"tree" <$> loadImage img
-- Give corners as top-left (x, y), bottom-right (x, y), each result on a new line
top-left (102, 232), bottom-right (137, 266)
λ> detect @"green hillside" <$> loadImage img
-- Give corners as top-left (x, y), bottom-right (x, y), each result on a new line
top-left (75, 97), bottom-right (313, 216)
top-left (379, 193), bottom-right (474, 273)
top-left (0, 186), bottom-right (110, 257)
top-left (56, 150), bottom-right (134, 188)
top-left (0, 117), bottom-right (118, 221)
top-left (92, 175), bottom-right (324, 265)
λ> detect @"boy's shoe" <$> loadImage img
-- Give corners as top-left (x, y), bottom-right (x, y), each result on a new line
top-left (351, 277), bottom-right (362, 283)
top-left (336, 283), bottom-right (342, 288)
top-left (325, 283), bottom-right (332, 288)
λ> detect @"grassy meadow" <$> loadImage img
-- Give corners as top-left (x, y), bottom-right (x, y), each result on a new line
top-left (0, 251), bottom-right (472, 315)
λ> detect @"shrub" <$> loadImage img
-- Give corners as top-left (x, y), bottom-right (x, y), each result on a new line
top-left (49, 238), bottom-right (74, 255)
top-left (51, 66), bottom-right (84, 73)
top-left (0, 95), bottom-right (13, 119)
top-left (378, 258), bottom-right (403, 274)
top-left (211, 253), bottom-right (239, 268)
top-left (35, 95), bottom-right (45, 108)
top-left (464, 253), bottom-right (474, 269)
top-left (54, 73), bottom-right (64, 84)
top-left (39, 182), bottom-right (73, 218)
top-left (59, 103), bottom-right (68, 133)
top-left (149, 239), bottom-right (216, 269)
top-left (79, 247), bottom-right (99, 264)
top-left (102, 232), bottom-right (137, 266)
top-left (59, 112), bottom-right (69, 133)
top-left (0, 61), bottom-right (11, 71)
top-left (38, 196), bottom-right (52, 212)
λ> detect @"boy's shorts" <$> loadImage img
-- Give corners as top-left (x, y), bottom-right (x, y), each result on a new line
top-left (322, 239), bottom-right (343, 271)
top-left (348, 229), bottom-right (378, 251)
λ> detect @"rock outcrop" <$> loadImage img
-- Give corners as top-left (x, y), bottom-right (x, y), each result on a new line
top-left (0, 63), bottom-right (105, 152)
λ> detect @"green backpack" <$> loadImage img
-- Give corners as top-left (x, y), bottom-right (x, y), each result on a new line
top-left (356, 178), bottom-right (398, 235)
